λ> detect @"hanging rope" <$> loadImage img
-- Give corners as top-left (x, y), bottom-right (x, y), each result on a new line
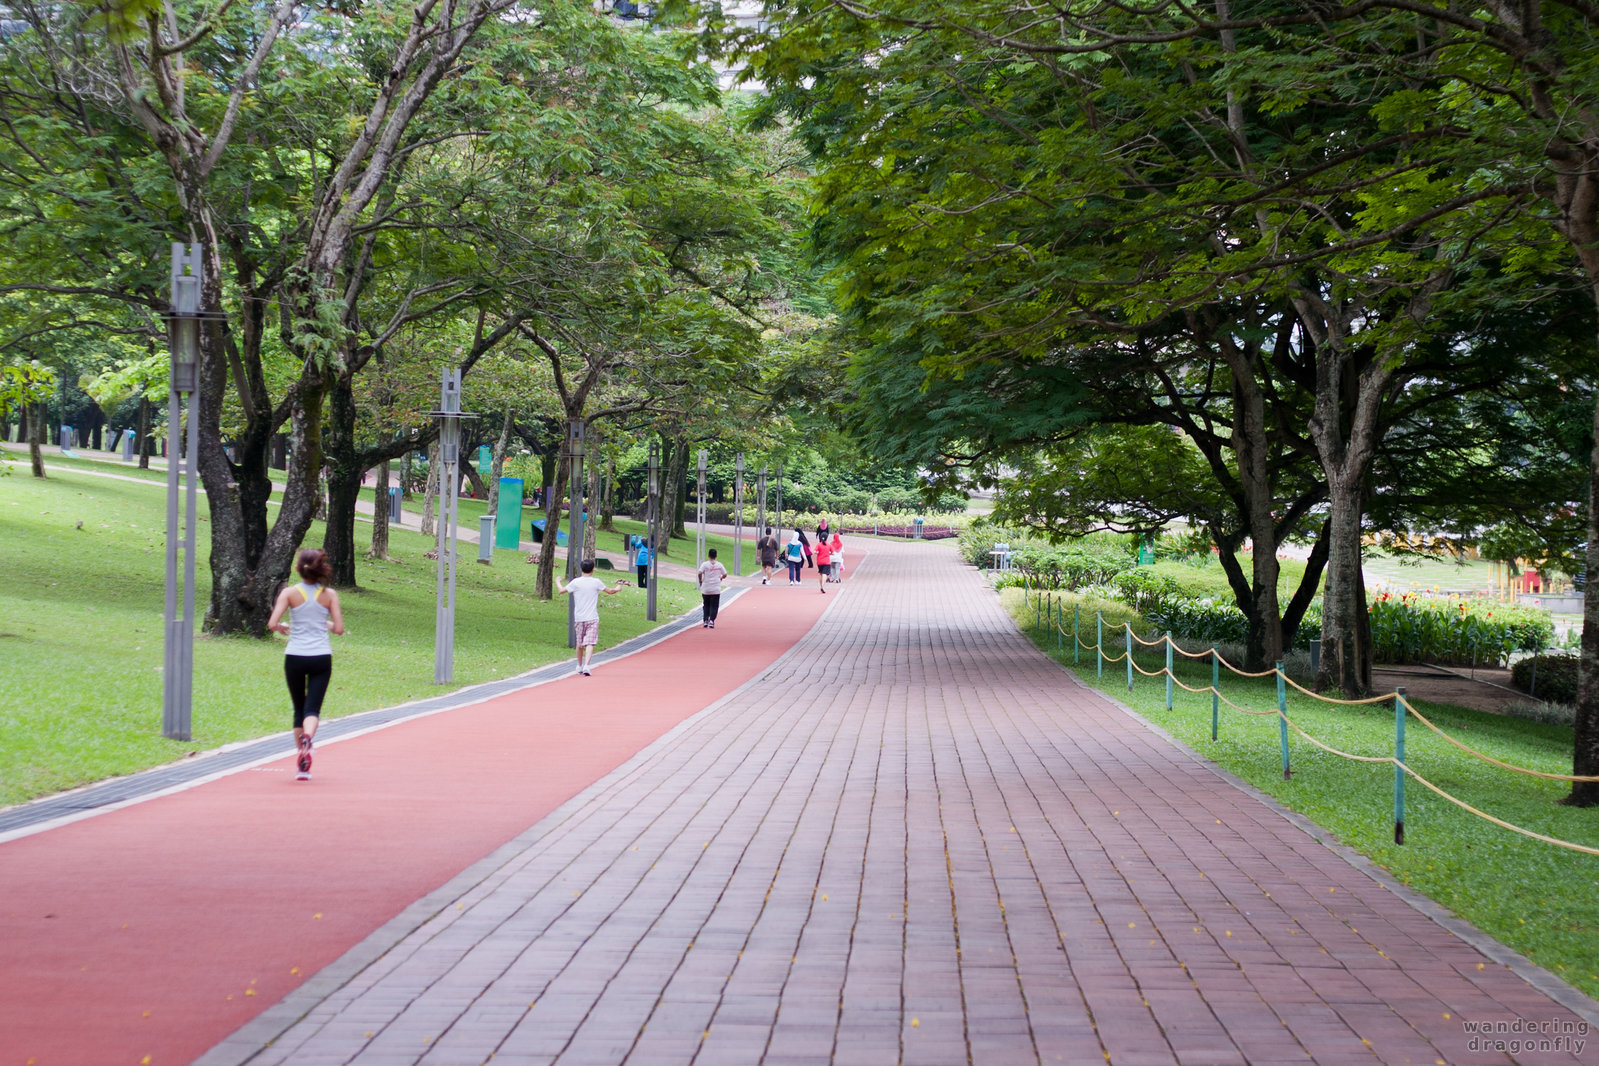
top-left (1401, 767), bottom-right (1599, 856)
top-left (1401, 698), bottom-right (1599, 783)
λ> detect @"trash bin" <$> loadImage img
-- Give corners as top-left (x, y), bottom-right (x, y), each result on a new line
top-left (913, 516), bottom-right (924, 540)
top-left (388, 486), bottom-right (402, 522)
top-left (478, 515), bottom-right (495, 563)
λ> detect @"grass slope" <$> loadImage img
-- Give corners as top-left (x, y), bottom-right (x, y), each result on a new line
top-left (1000, 588), bottom-right (1599, 1002)
top-left (0, 465), bottom-right (698, 806)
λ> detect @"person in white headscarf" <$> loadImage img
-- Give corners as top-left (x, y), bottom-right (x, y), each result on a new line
top-left (784, 530), bottom-right (805, 584)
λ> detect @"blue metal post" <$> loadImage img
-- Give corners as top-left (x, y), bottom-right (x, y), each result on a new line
top-left (1073, 605), bottom-right (1081, 665)
top-left (1165, 632), bottom-right (1174, 710)
top-left (1393, 686), bottom-right (1407, 844)
top-left (1210, 644), bottom-right (1219, 741)
top-left (1096, 612), bottom-right (1103, 678)
top-left (1276, 662), bottom-right (1291, 779)
top-left (1055, 597), bottom-right (1061, 653)
top-left (1126, 627), bottom-right (1133, 692)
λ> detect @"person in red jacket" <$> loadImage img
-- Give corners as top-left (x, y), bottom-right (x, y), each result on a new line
top-left (813, 528), bottom-right (833, 594)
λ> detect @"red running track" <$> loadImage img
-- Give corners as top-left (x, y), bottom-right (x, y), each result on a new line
top-left (0, 575), bottom-right (839, 1066)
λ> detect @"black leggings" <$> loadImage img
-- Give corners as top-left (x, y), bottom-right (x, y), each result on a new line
top-left (285, 654), bottom-right (333, 728)
top-left (702, 593), bottom-right (721, 623)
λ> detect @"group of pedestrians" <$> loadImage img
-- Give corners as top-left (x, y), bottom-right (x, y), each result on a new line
top-left (758, 521), bottom-right (845, 593)
top-left (272, 520), bottom-right (844, 780)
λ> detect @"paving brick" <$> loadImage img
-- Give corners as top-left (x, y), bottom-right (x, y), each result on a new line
top-left (225, 541), bottom-right (1596, 1065)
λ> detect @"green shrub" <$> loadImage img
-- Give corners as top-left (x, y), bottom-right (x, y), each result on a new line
top-left (1147, 597), bottom-right (1251, 645)
top-left (1368, 593), bottom-right (1552, 667)
top-left (1510, 653), bottom-right (1579, 704)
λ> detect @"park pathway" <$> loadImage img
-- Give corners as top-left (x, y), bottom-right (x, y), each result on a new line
top-left (210, 539), bottom-right (1595, 1066)
top-left (0, 566), bottom-right (831, 1066)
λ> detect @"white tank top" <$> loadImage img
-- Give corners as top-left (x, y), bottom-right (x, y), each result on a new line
top-left (284, 583), bottom-right (333, 656)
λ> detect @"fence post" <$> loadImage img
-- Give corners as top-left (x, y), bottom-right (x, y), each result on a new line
top-left (1393, 686), bottom-right (1407, 845)
top-left (1126, 627), bottom-right (1134, 692)
top-left (1210, 644), bottom-right (1219, 741)
top-left (1097, 612), bottom-right (1103, 678)
top-left (1073, 605), bottom-right (1081, 665)
top-left (1165, 632), bottom-right (1174, 710)
top-left (1276, 662), bottom-right (1291, 780)
top-left (1055, 597), bottom-right (1061, 653)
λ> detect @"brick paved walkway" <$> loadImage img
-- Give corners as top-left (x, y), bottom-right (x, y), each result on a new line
top-left (219, 540), bottom-right (1596, 1066)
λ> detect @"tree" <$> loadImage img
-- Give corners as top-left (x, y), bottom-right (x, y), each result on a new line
top-left (0, 0), bottom-right (530, 633)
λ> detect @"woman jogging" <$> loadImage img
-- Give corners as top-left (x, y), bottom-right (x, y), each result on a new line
top-left (267, 548), bottom-right (345, 781)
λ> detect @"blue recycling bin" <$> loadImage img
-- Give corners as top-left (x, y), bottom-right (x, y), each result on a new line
top-left (529, 518), bottom-right (568, 547)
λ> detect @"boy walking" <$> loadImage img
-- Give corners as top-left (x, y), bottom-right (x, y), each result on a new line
top-left (698, 548), bottom-right (729, 628)
top-left (557, 560), bottom-right (629, 675)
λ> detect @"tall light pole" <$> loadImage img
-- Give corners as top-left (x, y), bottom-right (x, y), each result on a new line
top-left (695, 448), bottom-right (708, 567)
top-left (774, 462), bottom-right (784, 536)
top-left (756, 464), bottom-right (768, 541)
top-left (565, 419), bottom-right (586, 648)
top-left (732, 453), bottom-right (745, 577)
top-left (646, 440), bottom-right (660, 621)
top-left (432, 369), bottom-right (475, 683)
top-left (162, 243), bottom-right (202, 741)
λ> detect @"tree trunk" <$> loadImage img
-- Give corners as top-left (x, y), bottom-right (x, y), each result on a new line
top-left (1569, 283), bottom-right (1599, 804)
top-left (584, 449), bottom-right (601, 563)
top-left (487, 409), bottom-right (512, 517)
top-left (671, 440), bottom-right (690, 540)
top-left (136, 396), bottom-right (151, 468)
top-left (323, 377), bottom-right (363, 587)
top-left (600, 455), bottom-right (616, 532)
top-left (401, 449), bottom-right (414, 499)
top-left (655, 436), bottom-right (683, 552)
top-left (27, 401), bottom-right (44, 478)
top-left (1316, 476), bottom-right (1371, 695)
top-left (534, 450), bottom-right (571, 599)
top-left (201, 377), bottom-right (322, 636)
top-left (370, 458), bottom-right (392, 561)
top-left (541, 448), bottom-right (556, 504)
top-left (420, 451), bottom-right (439, 538)
top-left (461, 454), bottom-right (487, 499)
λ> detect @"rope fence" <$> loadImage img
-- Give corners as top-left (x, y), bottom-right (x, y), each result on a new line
top-left (1013, 580), bottom-right (1599, 857)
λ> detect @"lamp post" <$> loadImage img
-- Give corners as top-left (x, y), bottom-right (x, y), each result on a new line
top-left (162, 243), bottom-right (202, 741)
top-left (756, 464), bottom-right (768, 542)
top-left (431, 369), bottom-right (476, 683)
top-left (732, 453), bottom-right (745, 576)
top-left (564, 419), bottom-right (586, 648)
top-left (646, 441), bottom-right (660, 621)
top-left (774, 462), bottom-right (784, 536)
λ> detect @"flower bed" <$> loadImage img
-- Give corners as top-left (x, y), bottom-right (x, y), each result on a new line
top-left (841, 523), bottom-right (959, 539)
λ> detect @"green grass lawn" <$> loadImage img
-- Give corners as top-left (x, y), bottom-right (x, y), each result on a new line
top-left (999, 588), bottom-right (1599, 1000)
top-left (1364, 548), bottom-right (1497, 595)
top-left (0, 465), bottom-right (700, 807)
top-left (1145, 553), bottom-right (1323, 602)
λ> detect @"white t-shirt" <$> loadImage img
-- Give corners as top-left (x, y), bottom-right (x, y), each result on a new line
top-left (697, 560), bottom-right (728, 594)
top-left (566, 575), bottom-right (607, 622)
